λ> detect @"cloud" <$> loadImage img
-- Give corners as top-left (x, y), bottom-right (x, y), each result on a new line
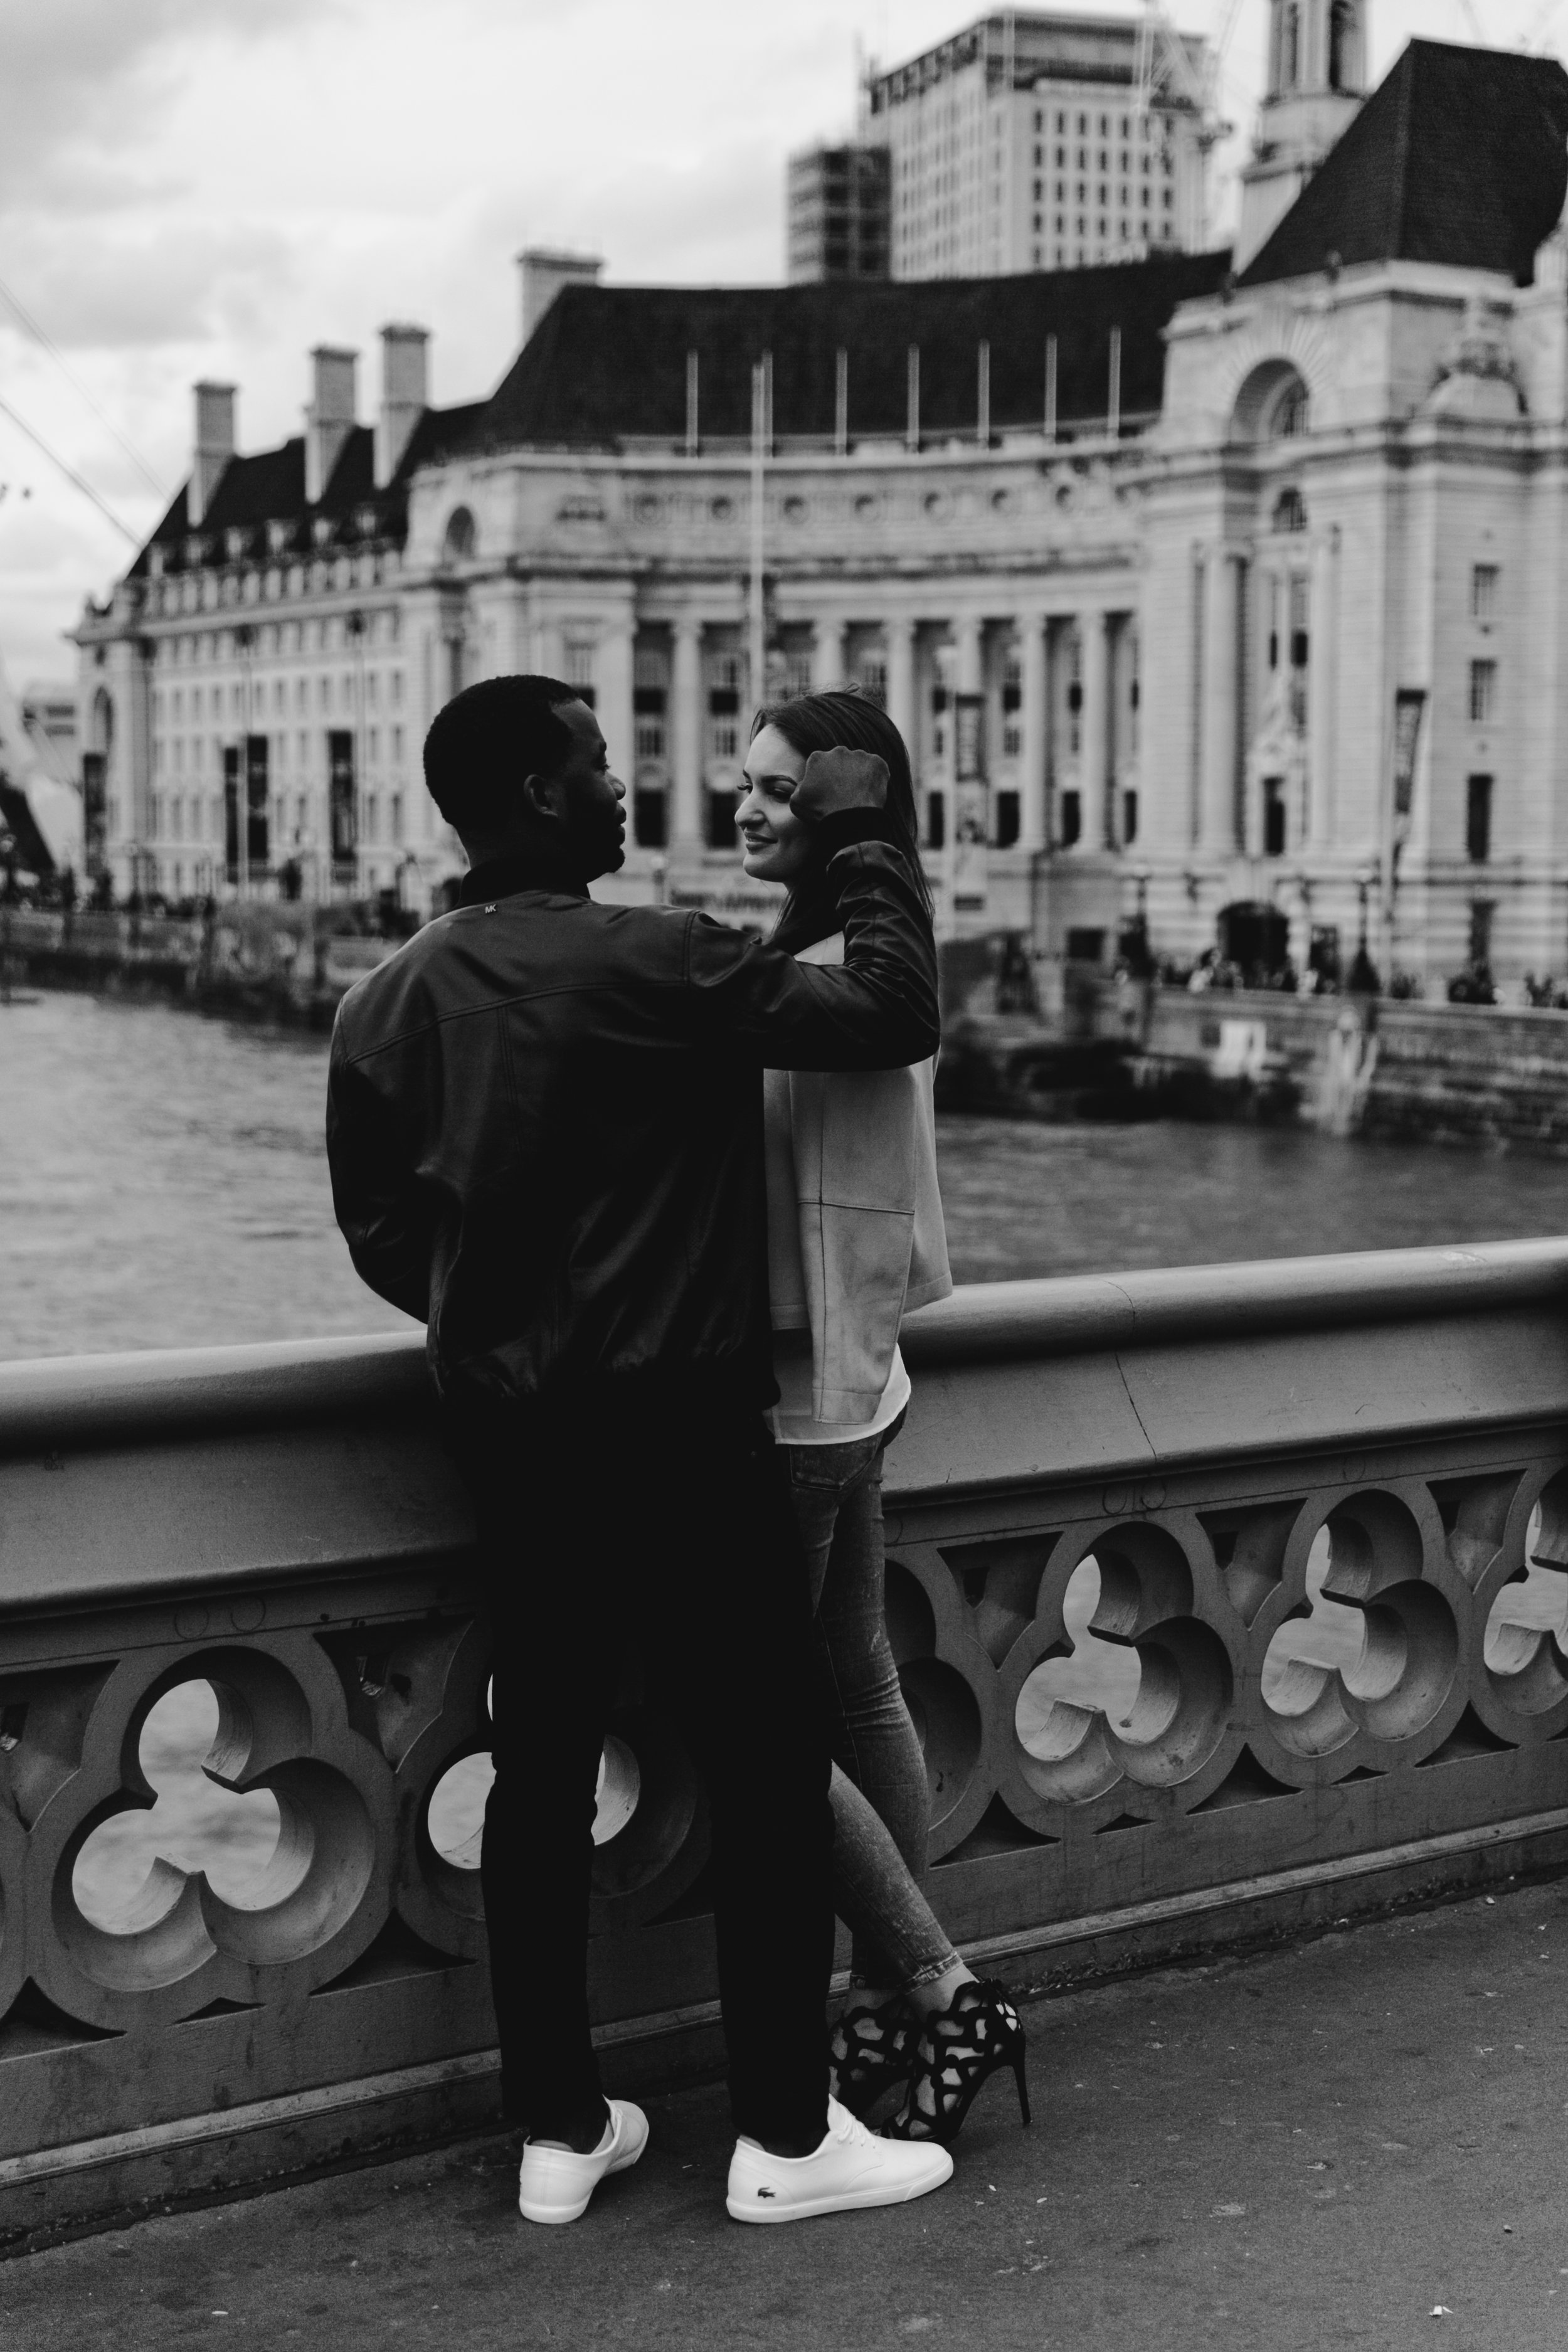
top-left (0, 0), bottom-right (336, 209)
top-left (2, 218), bottom-right (299, 352)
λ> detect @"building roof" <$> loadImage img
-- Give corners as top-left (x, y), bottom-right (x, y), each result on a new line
top-left (130, 403), bottom-right (485, 578)
top-left (469, 250), bottom-right (1231, 455)
top-left (1240, 39), bottom-right (1568, 290)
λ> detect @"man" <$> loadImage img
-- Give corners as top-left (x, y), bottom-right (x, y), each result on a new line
top-left (327, 674), bottom-right (948, 2227)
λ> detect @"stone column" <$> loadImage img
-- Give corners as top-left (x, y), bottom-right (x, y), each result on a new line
top-left (670, 616), bottom-right (704, 850)
top-left (596, 615), bottom-right (635, 789)
top-left (812, 618), bottom-right (845, 692)
top-left (1080, 608), bottom-right (1111, 848)
top-left (1306, 531), bottom-right (1337, 851)
top-left (886, 617), bottom-right (917, 759)
top-left (1018, 612), bottom-right (1049, 850)
top-left (953, 613), bottom-right (983, 699)
top-left (1200, 549), bottom-right (1242, 857)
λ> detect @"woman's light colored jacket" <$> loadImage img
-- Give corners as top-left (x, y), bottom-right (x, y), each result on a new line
top-left (763, 931), bottom-right (953, 1424)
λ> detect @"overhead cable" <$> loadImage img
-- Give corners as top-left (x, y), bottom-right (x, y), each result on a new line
top-left (0, 274), bottom-right (169, 501)
top-left (0, 391), bottom-right (140, 545)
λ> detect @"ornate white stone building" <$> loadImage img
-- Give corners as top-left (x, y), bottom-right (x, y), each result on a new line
top-left (74, 18), bottom-right (1568, 987)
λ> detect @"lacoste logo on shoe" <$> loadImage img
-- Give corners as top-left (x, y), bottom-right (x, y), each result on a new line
top-left (757, 2187), bottom-right (776, 2198)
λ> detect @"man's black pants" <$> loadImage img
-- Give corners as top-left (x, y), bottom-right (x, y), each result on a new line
top-left (461, 1394), bottom-right (836, 2150)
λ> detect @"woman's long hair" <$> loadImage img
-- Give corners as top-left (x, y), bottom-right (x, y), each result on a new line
top-left (749, 687), bottom-right (933, 953)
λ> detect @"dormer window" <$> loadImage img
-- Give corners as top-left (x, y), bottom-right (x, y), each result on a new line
top-left (267, 519), bottom-right (292, 556)
top-left (148, 546), bottom-right (166, 580)
top-left (184, 534), bottom-right (207, 568)
top-left (312, 516), bottom-right (334, 549)
top-left (356, 504), bottom-right (379, 539)
top-left (225, 527), bottom-right (247, 563)
top-left (1273, 487), bottom-right (1307, 534)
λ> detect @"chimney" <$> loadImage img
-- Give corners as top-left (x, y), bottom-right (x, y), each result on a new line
top-left (305, 344), bottom-right (358, 504)
top-left (190, 381), bottom-right (236, 526)
top-left (376, 323), bottom-right (429, 487)
top-left (517, 246), bottom-right (603, 345)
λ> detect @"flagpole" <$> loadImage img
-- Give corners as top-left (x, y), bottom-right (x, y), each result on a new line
top-left (750, 359), bottom-right (767, 712)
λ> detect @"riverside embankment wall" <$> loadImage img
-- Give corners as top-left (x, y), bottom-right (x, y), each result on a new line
top-left (1101, 987), bottom-right (1568, 1148)
top-left (0, 908), bottom-right (395, 1024)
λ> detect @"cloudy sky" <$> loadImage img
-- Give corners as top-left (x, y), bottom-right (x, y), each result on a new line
top-left (0, 0), bottom-right (1555, 687)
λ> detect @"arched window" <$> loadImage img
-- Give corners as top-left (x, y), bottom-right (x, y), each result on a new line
top-left (441, 506), bottom-right (477, 565)
top-left (1271, 380), bottom-right (1310, 439)
top-left (1273, 487), bottom-right (1308, 535)
top-left (1231, 360), bottom-right (1311, 446)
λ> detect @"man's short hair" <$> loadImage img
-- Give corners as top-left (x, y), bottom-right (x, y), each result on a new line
top-left (423, 674), bottom-right (584, 832)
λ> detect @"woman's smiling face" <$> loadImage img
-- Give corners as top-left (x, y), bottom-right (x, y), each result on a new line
top-left (736, 724), bottom-right (815, 882)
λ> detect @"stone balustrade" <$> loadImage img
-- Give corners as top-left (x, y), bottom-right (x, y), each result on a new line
top-left (4, 1239), bottom-right (1568, 2245)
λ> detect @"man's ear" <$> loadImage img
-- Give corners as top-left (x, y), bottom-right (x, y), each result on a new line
top-left (519, 770), bottom-right (563, 825)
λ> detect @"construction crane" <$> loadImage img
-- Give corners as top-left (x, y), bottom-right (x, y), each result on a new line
top-left (1134, 0), bottom-right (1247, 248)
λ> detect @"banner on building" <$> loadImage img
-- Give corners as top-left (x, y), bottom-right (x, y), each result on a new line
top-left (951, 691), bottom-right (988, 915)
top-left (223, 744), bottom-right (241, 884)
top-left (1392, 688), bottom-right (1426, 846)
top-left (81, 753), bottom-right (107, 875)
top-left (245, 734), bottom-right (269, 872)
top-left (328, 730), bottom-right (357, 877)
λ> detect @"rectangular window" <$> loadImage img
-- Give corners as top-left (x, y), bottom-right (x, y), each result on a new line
top-left (1471, 563), bottom-right (1498, 622)
top-left (633, 787), bottom-right (667, 849)
top-left (564, 641), bottom-right (596, 705)
top-left (1466, 773), bottom-right (1493, 863)
top-left (705, 787), bottom-right (737, 849)
top-left (1059, 788), bottom-right (1082, 848)
top-left (328, 730), bottom-right (356, 871)
top-left (926, 790), bottom-right (946, 850)
top-left (994, 790), bottom-right (1020, 849)
top-left (1469, 660), bottom-right (1496, 724)
top-left (1122, 787), bottom-right (1139, 845)
top-left (1263, 776), bottom-right (1286, 857)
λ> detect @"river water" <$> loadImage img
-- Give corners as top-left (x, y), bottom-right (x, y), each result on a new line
top-left (4, 989), bottom-right (1565, 1922)
top-left (4, 990), bottom-right (1567, 1363)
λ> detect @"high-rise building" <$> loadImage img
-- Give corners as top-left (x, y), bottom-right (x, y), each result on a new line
top-left (866, 10), bottom-right (1212, 279)
top-left (787, 145), bottom-right (892, 283)
top-left (1236, 0), bottom-right (1368, 269)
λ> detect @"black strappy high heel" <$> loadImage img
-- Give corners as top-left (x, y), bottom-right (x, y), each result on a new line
top-left (881, 1979), bottom-right (1030, 2145)
top-left (828, 1999), bottom-right (918, 2117)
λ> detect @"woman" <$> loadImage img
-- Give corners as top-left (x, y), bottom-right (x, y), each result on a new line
top-left (736, 686), bottom-right (1029, 2148)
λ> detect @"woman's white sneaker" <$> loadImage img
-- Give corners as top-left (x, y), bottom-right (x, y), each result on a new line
top-left (517, 2099), bottom-right (649, 2224)
top-left (726, 2095), bottom-right (953, 2223)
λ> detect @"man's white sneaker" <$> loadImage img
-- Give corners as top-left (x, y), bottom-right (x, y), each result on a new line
top-left (517, 2099), bottom-right (649, 2224)
top-left (726, 2094), bottom-right (953, 2223)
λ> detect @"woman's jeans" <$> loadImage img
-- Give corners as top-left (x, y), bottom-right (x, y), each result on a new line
top-left (785, 1422), bottom-right (962, 1995)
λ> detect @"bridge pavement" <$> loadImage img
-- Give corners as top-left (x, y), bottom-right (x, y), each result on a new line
top-left (4, 1875), bottom-right (1567, 2351)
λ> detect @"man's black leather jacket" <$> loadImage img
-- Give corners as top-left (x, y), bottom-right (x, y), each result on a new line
top-left (326, 812), bottom-right (940, 1414)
